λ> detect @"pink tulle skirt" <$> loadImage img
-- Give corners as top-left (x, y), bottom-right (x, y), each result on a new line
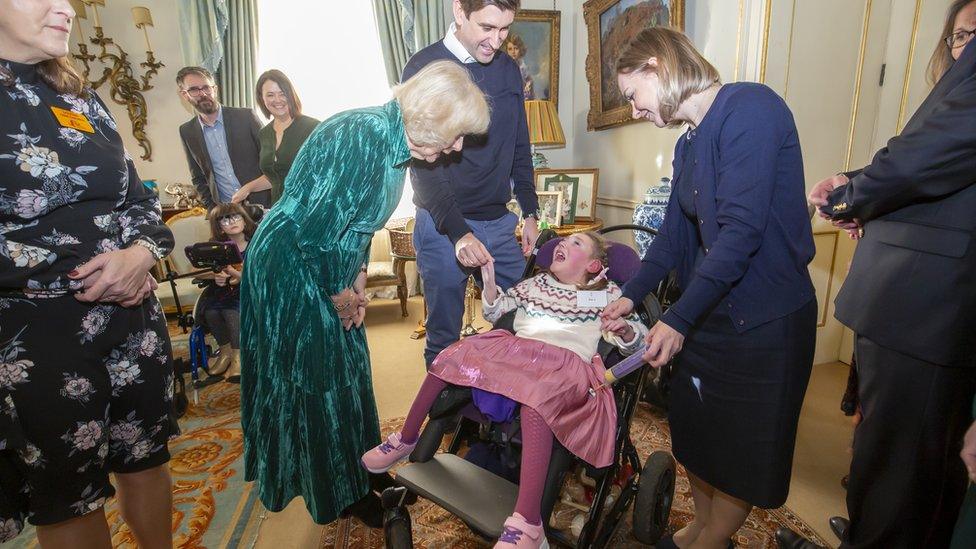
top-left (429, 330), bottom-right (617, 467)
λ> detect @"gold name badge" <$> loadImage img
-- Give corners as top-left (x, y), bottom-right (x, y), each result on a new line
top-left (50, 106), bottom-right (95, 134)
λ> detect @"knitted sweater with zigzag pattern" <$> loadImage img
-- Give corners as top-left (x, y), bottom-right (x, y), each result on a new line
top-left (482, 273), bottom-right (647, 362)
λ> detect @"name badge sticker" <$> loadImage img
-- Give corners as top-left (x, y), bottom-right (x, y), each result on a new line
top-left (577, 290), bottom-right (609, 308)
top-left (51, 106), bottom-right (95, 134)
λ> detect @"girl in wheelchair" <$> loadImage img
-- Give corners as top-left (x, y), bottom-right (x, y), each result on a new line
top-left (199, 203), bottom-right (254, 382)
top-left (362, 231), bottom-right (648, 548)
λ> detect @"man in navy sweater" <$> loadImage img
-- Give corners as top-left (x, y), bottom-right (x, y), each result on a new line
top-left (403, 0), bottom-right (540, 367)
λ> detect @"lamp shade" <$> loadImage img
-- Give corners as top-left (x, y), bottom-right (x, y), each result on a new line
top-left (132, 6), bottom-right (153, 27)
top-left (525, 99), bottom-right (565, 147)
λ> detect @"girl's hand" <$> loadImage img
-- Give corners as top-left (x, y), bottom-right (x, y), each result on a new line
top-left (641, 321), bottom-right (684, 368)
top-left (603, 318), bottom-right (635, 341)
top-left (600, 297), bottom-right (634, 325)
top-left (481, 262), bottom-right (498, 303)
top-left (214, 272), bottom-right (229, 287)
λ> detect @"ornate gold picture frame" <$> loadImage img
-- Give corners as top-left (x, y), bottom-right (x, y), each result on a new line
top-left (583, 0), bottom-right (685, 131)
top-left (506, 9), bottom-right (561, 108)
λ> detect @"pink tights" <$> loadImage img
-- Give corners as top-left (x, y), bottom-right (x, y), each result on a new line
top-left (401, 374), bottom-right (554, 525)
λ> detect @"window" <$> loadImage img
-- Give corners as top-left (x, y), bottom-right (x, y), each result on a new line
top-left (257, 1), bottom-right (415, 217)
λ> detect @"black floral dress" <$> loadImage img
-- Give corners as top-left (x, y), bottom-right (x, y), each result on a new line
top-left (0, 59), bottom-right (175, 538)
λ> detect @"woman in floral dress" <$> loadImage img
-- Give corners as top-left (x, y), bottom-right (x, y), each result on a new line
top-left (0, 1), bottom-right (175, 547)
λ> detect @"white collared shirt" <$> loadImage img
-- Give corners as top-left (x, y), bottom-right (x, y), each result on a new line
top-left (443, 22), bottom-right (476, 64)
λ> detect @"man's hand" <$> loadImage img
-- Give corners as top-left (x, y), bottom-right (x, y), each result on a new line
top-left (455, 232), bottom-right (493, 268)
top-left (808, 174), bottom-right (850, 219)
top-left (70, 245), bottom-right (157, 306)
top-left (521, 216), bottom-right (540, 256)
top-left (641, 321), bottom-right (684, 368)
top-left (230, 184), bottom-right (252, 203)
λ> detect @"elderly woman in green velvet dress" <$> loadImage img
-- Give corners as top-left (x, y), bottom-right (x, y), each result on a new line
top-left (239, 60), bottom-right (490, 527)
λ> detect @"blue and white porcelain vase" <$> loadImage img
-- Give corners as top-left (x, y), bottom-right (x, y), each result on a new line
top-left (632, 177), bottom-right (671, 258)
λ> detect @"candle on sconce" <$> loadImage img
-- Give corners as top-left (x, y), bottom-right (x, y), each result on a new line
top-left (88, 0), bottom-right (104, 28)
top-left (131, 7), bottom-right (154, 51)
top-left (69, 0), bottom-right (88, 42)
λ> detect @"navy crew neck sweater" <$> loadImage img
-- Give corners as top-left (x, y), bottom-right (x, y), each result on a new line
top-left (402, 41), bottom-right (538, 243)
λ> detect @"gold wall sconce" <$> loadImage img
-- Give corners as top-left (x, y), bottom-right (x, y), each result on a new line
top-left (69, 0), bottom-right (163, 161)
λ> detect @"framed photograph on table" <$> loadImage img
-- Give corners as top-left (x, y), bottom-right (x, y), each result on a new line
top-left (535, 168), bottom-right (600, 222)
top-left (506, 9), bottom-right (561, 107)
top-left (583, 0), bottom-right (685, 130)
top-left (536, 190), bottom-right (564, 228)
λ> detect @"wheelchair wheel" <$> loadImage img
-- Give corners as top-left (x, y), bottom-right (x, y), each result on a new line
top-left (632, 450), bottom-right (676, 544)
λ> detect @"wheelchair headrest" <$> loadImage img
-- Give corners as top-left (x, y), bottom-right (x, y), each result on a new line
top-left (535, 237), bottom-right (641, 284)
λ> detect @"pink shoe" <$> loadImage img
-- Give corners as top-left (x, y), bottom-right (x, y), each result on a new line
top-left (493, 513), bottom-right (549, 548)
top-left (360, 432), bottom-right (416, 473)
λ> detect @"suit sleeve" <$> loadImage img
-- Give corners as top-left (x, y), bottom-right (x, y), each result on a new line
top-left (249, 109), bottom-right (262, 149)
top-left (824, 74), bottom-right (976, 221)
top-left (180, 127), bottom-right (215, 209)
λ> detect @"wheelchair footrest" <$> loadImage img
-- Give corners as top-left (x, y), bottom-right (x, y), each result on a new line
top-left (396, 453), bottom-right (517, 538)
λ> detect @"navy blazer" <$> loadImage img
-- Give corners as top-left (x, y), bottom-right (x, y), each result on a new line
top-left (623, 83), bottom-right (816, 335)
top-left (821, 41), bottom-right (976, 367)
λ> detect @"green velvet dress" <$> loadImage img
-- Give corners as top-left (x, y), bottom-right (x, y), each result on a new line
top-left (240, 100), bottom-right (411, 524)
top-left (258, 114), bottom-right (319, 205)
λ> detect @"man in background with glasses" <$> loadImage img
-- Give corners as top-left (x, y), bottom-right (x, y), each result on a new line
top-left (176, 66), bottom-right (271, 209)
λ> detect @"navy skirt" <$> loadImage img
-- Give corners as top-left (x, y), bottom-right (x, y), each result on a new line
top-left (668, 299), bottom-right (816, 508)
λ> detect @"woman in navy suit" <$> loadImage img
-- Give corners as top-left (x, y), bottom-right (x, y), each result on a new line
top-left (602, 28), bottom-right (817, 548)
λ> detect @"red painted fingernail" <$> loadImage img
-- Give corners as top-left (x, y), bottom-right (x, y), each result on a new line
top-left (68, 270), bottom-right (79, 277)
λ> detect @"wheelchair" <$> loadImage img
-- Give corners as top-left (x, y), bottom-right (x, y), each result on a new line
top-left (381, 226), bottom-right (677, 548)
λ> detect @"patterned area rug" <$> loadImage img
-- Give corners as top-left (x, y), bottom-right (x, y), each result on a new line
top-left (6, 345), bottom-right (260, 548)
top-left (319, 405), bottom-right (830, 548)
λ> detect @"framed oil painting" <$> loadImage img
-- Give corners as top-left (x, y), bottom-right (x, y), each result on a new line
top-left (536, 168), bottom-right (600, 222)
top-left (536, 190), bottom-right (564, 228)
top-left (505, 9), bottom-right (561, 108)
top-left (583, 0), bottom-right (685, 130)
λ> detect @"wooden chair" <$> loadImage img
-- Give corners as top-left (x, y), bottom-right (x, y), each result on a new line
top-left (154, 207), bottom-right (210, 316)
top-left (364, 219), bottom-right (415, 318)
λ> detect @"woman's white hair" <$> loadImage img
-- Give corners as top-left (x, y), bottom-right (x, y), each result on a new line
top-left (393, 60), bottom-right (491, 148)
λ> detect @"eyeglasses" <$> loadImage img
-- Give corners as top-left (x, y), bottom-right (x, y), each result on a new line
top-left (944, 28), bottom-right (976, 49)
top-left (183, 84), bottom-right (215, 97)
top-left (218, 214), bottom-right (243, 226)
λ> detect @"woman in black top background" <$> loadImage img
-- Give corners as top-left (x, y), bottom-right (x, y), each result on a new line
top-left (0, 1), bottom-right (175, 547)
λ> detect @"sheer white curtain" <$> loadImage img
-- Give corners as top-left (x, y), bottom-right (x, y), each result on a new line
top-left (256, 0), bottom-right (416, 219)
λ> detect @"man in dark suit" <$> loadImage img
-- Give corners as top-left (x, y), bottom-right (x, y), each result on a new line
top-left (176, 66), bottom-right (271, 209)
top-left (777, 30), bottom-right (976, 549)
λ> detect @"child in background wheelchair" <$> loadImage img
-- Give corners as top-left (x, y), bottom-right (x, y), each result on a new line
top-left (194, 203), bottom-right (255, 382)
top-left (362, 231), bottom-right (648, 548)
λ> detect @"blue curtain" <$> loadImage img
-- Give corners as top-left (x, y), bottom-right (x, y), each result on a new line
top-left (177, 0), bottom-right (258, 108)
top-left (216, 0), bottom-right (259, 108)
top-left (372, 0), bottom-right (448, 85)
top-left (177, 0), bottom-right (229, 73)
